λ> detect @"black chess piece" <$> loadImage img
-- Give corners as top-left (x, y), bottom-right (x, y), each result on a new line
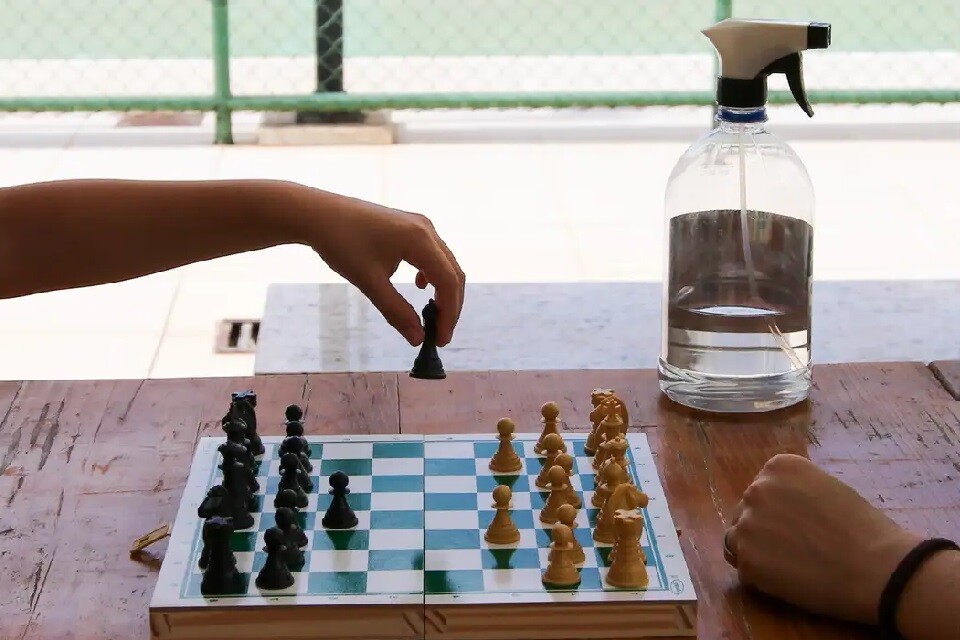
top-left (284, 421), bottom-right (304, 438)
top-left (285, 404), bottom-right (303, 423)
top-left (275, 504), bottom-right (308, 549)
top-left (223, 419), bottom-right (254, 467)
top-left (197, 485), bottom-right (232, 520)
top-left (278, 435), bottom-right (313, 472)
top-left (219, 440), bottom-right (260, 504)
top-left (322, 471), bottom-right (358, 529)
top-left (277, 454), bottom-right (310, 508)
top-left (274, 509), bottom-right (306, 569)
top-left (283, 404), bottom-right (311, 456)
top-left (221, 461), bottom-right (255, 530)
top-left (200, 516), bottom-right (243, 595)
top-left (273, 487), bottom-right (302, 513)
top-left (279, 451), bottom-right (313, 493)
top-left (229, 391), bottom-right (264, 457)
top-left (255, 527), bottom-right (295, 591)
top-left (410, 299), bottom-right (446, 379)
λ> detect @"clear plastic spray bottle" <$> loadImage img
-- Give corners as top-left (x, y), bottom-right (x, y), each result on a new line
top-left (659, 18), bottom-right (831, 413)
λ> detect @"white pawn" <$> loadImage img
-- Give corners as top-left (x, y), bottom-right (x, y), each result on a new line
top-left (489, 418), bottom-right (522, 473)
top-left (534, 402), bottom-right (566, 455)
top-left (554, 452), bottom-right (581, 509)
top-left (592, 460), bottom-right (628, 509)
top-left (535, 433), bottom-right (565, 489)
top-left (484, 485), bottom-right (521, 545)
top-left (595, 436), bottom-right (631, 487)
top-left (553, 503), bottom-right (585, 566)
top-left (542, 524), bottom-right (580, 587)
top-left (540, 465), bottom-right (569, 525)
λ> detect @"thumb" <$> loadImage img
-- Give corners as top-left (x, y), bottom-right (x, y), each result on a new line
top-left (358, 278), bottom-right (424, 346)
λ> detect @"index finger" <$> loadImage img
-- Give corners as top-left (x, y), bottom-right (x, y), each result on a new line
top-left (432, 232), bottom-right (465, 339)
top-left (406, 237), bottom-right (461, 346)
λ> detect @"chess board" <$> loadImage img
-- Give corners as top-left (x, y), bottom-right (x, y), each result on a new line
top-left (150, 432), bottom-right (696, 639)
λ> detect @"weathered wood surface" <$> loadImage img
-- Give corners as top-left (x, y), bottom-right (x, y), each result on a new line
top-left (930, 360), bottom-right (960, 399)
top-left (2, 362), bottom-right (959, 640)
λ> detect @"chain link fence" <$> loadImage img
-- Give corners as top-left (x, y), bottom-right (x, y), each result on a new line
top-left (0, 0), bottom-right (957, 141)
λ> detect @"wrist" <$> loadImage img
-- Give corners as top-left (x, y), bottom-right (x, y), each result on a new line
top-left (853, 531), bottom-right (922, 625)
top-left (274, 181), bottom-right (367, 250)
top-left (259, 180), bottom-right (321, 245)
top-left (878, 540), bottom-right (960, 639)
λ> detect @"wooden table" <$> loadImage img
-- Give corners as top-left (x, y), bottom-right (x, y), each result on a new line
top-left (2, 361), bottom-right (960, 639)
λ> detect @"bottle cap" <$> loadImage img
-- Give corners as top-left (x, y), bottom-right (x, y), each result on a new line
top-left (703, 19), bottom-right (831, 116)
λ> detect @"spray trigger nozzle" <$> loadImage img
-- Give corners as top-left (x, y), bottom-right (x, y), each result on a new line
top-left (703, 19), bottom-right (830, 116)
top-left (761, 52), bottom-right (813, 117)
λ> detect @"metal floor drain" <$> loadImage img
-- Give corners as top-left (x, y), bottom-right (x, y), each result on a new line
top-left (216, 319), bottom-right (260, 353)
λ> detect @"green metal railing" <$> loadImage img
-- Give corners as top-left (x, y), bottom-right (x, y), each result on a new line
top-left (0, 0), bottom-right (956, 144)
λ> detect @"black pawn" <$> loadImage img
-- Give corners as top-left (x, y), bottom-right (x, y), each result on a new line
top-left (280, 451), bottom-right (313, 493)
top-left (219, 440), bottom-right (260, 501)
top-left (285, 404), bottom-right (303, 422)
top-left (322, 471), bottom-right (358, 529)
top-left (284, 404), bottom-right (311, 456)
top-left (279, 435), bottom-right (313, 472)
top-left (200, 516), bottom-right (243, 595)
top-left (274, 509), bottom-right (306, 569)
top-left (284, 420), bottom-right (305, 438)
top-left (275, 504), bottom-right (308, 549)
top-left (273, 487), bottom-right (302, 513)
top-left (223, 420), bottom-right (254, 467)
top-left (410, 299), bottom-right (446, 379)
top-left (255, 527), bottom-right (295, 591)
top-left (277, 454), bottom-right (309, 508)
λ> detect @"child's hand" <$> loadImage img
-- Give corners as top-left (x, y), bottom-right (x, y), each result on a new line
top-left (724, 454), bottom-right (919, 624)
top-left (301, 189), bottom-right (464, 347)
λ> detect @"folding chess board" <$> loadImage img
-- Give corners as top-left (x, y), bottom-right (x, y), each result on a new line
top-left (150, 432), bottom-right (696, 639)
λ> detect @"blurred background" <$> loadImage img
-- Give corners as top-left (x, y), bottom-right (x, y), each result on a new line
top-left (0, 0), bottom-right (957, 380)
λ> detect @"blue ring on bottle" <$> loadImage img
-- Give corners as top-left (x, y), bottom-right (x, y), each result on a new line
top-left (718, 106), bottom-right (767, 123)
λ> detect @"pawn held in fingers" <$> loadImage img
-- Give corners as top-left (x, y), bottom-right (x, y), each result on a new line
top-left (296, 187), bottom-right (464, 348)
top-left (405, 218), bottom-right (464, 347)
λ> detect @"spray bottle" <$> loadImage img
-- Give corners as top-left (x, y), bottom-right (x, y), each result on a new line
top-left (658, 18), bottom-right (831, 413)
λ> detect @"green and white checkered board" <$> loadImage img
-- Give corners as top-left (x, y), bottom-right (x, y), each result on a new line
top-left (150, 432), bottom-right (693, 612)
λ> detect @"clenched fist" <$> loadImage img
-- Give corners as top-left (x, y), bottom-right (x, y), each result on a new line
top-left (724, 454), bottom-right (919, 625)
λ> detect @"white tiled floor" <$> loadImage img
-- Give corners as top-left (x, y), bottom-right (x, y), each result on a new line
top-left (0, 109), bottom-right (956, 380)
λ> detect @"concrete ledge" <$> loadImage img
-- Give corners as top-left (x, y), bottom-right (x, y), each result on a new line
top-left (255, 281), bottom-right (960, 375)
top-left (256, 122), bottom-right (395, 145)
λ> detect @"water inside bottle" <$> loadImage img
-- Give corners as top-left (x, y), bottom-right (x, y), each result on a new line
top-left (659, 208), bottom-right (812, 412)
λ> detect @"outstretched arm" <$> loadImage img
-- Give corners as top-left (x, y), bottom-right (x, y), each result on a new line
top-left (0, 179), bottom-right (302, 296)
top-left (0, 179), bottom-right (464, 346)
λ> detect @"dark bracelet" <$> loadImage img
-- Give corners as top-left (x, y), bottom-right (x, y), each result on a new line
top-left (878, 537), bottom-right (960, 640)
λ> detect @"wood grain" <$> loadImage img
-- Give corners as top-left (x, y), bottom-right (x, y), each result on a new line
top-left (0, 363), bottom-right (958, 640)
top-left (150, 603), bottom-right (424, 639)
top-left (929, 360), bottom-right (960, 400)
top-left (0, 374), bottom-right (399, 640)
top-left (400, 363), bottom-right (960, 640)
top-left (423, 602), bottom-right (695, 639)
top-left (398, 370), bottom-right (661, 434)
